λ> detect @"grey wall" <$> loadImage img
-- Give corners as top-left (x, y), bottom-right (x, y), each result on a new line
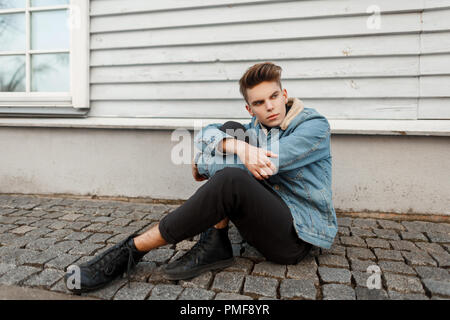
top-left (0, 127), bottom-right (448, 215)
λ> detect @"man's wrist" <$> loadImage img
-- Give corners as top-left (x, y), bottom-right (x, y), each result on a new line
top-left (221, 138), bottom-right (246, 155)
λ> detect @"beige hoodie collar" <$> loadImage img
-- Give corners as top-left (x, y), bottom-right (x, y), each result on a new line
top-left (253, 97), bottom-right (305, 131)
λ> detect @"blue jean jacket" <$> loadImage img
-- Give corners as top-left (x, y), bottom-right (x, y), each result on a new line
top-left (193, 98), bottom-right (337, 249)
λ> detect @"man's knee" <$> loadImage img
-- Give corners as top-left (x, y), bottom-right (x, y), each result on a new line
top-left (214, 167), bottom-right (251, 183)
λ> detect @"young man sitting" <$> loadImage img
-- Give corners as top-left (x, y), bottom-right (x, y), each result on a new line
top-left (65, 62), bottom-right (337, 293)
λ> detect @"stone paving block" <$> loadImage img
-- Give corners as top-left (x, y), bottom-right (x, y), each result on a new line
top-left (0, 233), bottom-right (19, 246)
top-left (10, 225), bottom-right (37, 235)
top-left (377, 220), bottom-right (405, 231)
top-left (428, 251), bottom-right (450, 268)
top-left (68, 221), bottom-right (91, 232)
top-left (14, 217), bottom-right (41, 226)
top-left (400, 231), bottom-right (428, 242)
top-left (318, 267), bottom-right (352, 285)
top-left (352, 271), bottom-right (370, 288)
top-left (105, 233), bottom-right (130, 244)
top-left (243, 275), bottom-right (278, 298)
top-left (388, 291), bottom-right (429, 300)
top-left (23, 269), bottom-right (64, 289)
top-left (178, 287), bottom-right (216, 300)
top-left (352, 218), bottom-right (378, 229)
top-left (92, 216), bottom-right (114, 224)
top-left (389, 240), bottom-right (418, 252)
top-left (109, 218), bottom-right (132, 227)
top-left (45, 254), bottom-right (81, 271)
top-left (59, 213), bottom-right (84, 222)
top-left (337, 217), bottom-right (352, 228)
top-left (25, 237), bottom-right (58, 251)
top-left (415, 242), bottom-right (447, 255)
top-left (346, 247), bottom-right (376, 261)
top-left (349, 258), bottom-right (376, 272)
top-left (374, 249), bottom-right (405, 262)
top-left (252, 261), bottom-right (286, 279)
top-left (378, 261), bottom-right (416, 276)
top-left (23, 249), bottom-right (60, 267)
top-left (147, 284), bottom-right (183, 300)
top-left (373, 229), bottom-right (400, 241)
top-left (402, 250), bottom-right (437, 267)
top-left (85, 233), bottom-right (114, 243)
top-left (286, 265), bottom-right (319, 285)
top-left (214, 292), bottom-right (253, 300)
top-left (422, 279), bottom-right (450, 298)
top-left (0, 263), bottom-right (16, 277)
top-left (68, 243), bottom-right (105, 256)
top-left (337, 226), bottom-right (350, 236)
top-left (0, 265), bottom-right (41, 285)
top-left (414, 266), bottom-right (450, 281)
top-left (350, 227), bottom-right (375, 238)
top-left (82, 223), bottom-right (107, 233)
top-left (0, 224), bottom-right (17, 233)
top-left (365, 238), bottom-right (391, 249)
top-left (425, 222), bottom-right (450, 234)
top-left (383, 273), bottom-right (424, 294)
top-left (180, 271), bottom-right (214, 289)
top-left (113, 282), bottom-right (154, 300)
top-left (142, 248), bottom-right (174, 264)
top-left (52, 240), bottom-right (81, 254)
top-left (279, 279), bottom-right (316, 300)
top-left (63, 232), bottom-right (92, 242)
top-left (49, 221), bottom-right (69, 230)
top-left (45, 229), bottom-right (72, 239)
top-left (129, 262), bottom-right (157, 282)
top-left (224, 257), bottom-right (254, 274)
top-left (426, 231), bottom-right (450, 244)
top-left (322, 284), bottom-right (355, 300)
top-left (321, 244), bottom-right (346, 257)
top-left (83, 278), bottom-right (127, 300)
top-left (211, 272), bottom-right (245, 293)
top-left (339, 236), bottom-right (366, 247)
top-left (355, 287), bottom-right (388, 300)
top-left (318, 254), bottom-right (349, 268)
top-left (401, 221), bottom-right (428, 233)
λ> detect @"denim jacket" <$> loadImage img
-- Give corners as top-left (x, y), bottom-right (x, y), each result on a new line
top-left (193, 97), bottom-right (337, 249)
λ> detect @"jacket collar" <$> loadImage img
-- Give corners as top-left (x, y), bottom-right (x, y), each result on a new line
top-left (253, 97), bottom-right (305, 131)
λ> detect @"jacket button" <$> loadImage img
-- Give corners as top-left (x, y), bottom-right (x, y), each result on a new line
top-left (274, 185), bottom-right (280, 190)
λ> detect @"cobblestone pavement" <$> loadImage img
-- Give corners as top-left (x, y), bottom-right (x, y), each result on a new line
top-left (0, 194), bottom-right (449, 300)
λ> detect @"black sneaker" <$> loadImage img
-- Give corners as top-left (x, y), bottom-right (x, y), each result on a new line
top-left (162, 226), bottom-right (234, 280)
top-left (64, 234), bottom-right (147, 294)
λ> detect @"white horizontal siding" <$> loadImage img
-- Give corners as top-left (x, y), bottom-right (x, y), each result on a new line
top-left (88, 0), bottom-right (450, 120)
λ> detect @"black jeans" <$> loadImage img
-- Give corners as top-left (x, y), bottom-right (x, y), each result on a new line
top-left (159, 121), bottom-right (312, 265)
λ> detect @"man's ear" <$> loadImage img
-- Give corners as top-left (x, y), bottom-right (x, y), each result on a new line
top-left (245, 104), bottom-right (254, 117)
top-left (282, 88), bottom-right (288, 103)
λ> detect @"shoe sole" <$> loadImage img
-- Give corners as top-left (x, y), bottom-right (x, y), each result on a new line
top-left (163, 257), bottom-right (235, 281)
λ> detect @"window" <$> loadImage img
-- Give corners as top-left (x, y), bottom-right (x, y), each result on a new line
top-left (0, 0), bottom-right (89, 117)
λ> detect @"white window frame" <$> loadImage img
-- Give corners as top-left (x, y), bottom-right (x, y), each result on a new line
top-left (0, 0), bottom-right (89, 117)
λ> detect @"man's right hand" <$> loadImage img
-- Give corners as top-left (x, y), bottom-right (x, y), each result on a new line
top-left (233, 140), bottom-right (278, 180)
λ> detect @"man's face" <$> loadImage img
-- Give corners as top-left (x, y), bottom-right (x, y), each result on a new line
top-left (245, 81), bottom-right (288, 128)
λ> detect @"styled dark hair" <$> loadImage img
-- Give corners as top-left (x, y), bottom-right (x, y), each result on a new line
top-left (239, 62), bottom-right (283, 103)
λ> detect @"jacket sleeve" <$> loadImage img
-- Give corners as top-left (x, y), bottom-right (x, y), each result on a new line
top-left (194, 151), bottom-right (253, 179)
top-left (267, 115), bottom-right (331, 174)
top-left (194, 121), bottom-right (253, 178)
top-left (193, 121), bottom-right (253, 158)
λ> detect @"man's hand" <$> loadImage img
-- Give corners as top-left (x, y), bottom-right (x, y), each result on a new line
top-left (233, 140), bottom-right (278, 180)
top-left (191, 156), bottom-right (208, 182)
